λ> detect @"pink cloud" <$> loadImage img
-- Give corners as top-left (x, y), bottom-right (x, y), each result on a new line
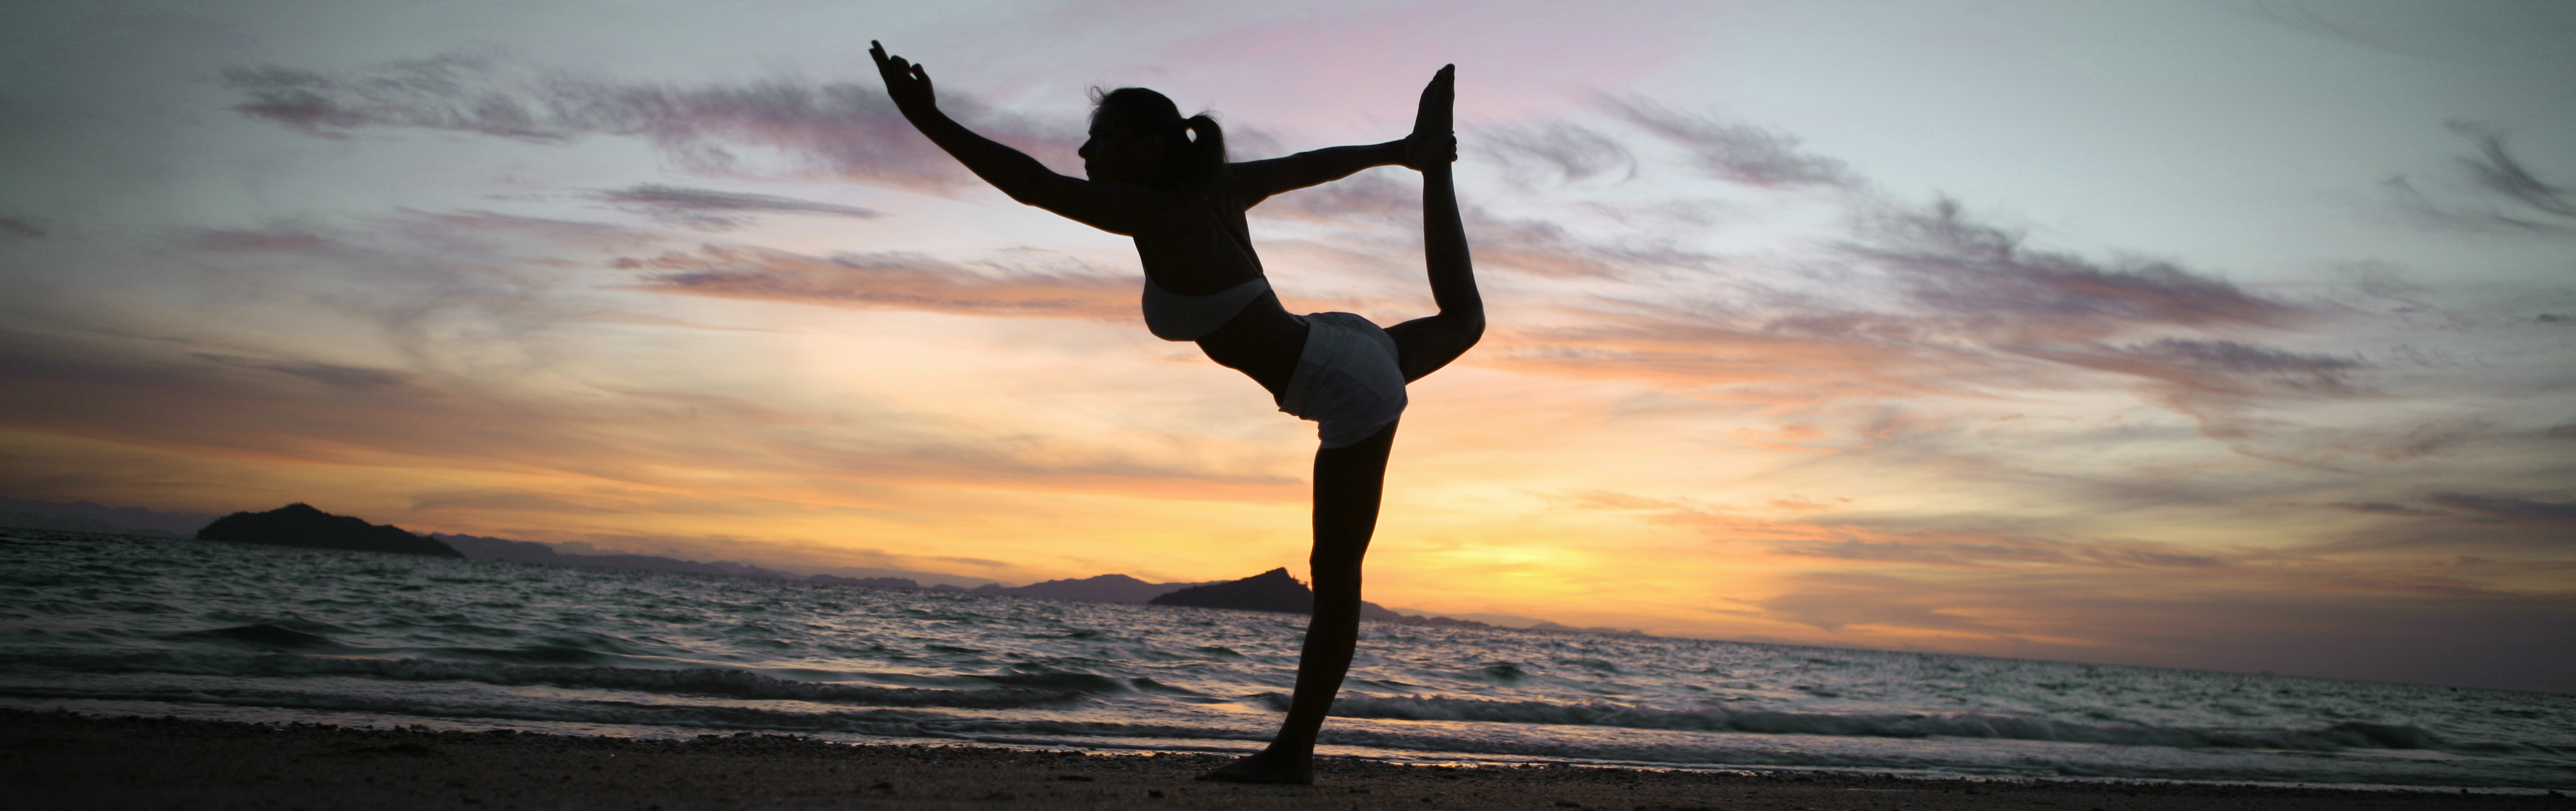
top-left (616, 246), bottom-right (1134, 319)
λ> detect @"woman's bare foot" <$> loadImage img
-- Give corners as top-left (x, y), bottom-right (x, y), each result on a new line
top-left (1195, 747), bottom-right (1313, 784)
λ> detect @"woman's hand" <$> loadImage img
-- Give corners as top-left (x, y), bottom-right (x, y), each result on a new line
top-left (1404, 64), bottom-right (1456, 172)
top-left (870, 41), bottom-right (936, 113)
top-left (1402, 132), bottom-right (1457, 172)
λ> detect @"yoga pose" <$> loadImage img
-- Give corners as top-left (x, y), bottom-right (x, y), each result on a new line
top-left (872, 42), bottom-right (1481, 784)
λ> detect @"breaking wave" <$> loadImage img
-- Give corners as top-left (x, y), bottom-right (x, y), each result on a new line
top-left (6, 651), bottom-right (1091, 710)
top-left (1288, 694), bottom-right (2563, 756)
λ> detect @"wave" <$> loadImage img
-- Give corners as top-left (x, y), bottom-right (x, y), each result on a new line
top-left (0, 683), bottom-right (1248, 744)
top-left (5, 651), bottom-right (1086, 710)
top-left (163, 624), bottom-right (351, 651)
top-left (1292, 694), bottom-right (2562, 756)
top-left (1297, 726), bottom-right (2576, 790)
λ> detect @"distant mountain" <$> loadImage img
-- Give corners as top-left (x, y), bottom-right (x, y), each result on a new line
top-left (810, 574), bottom-right (971, 593)
top-left (0, 497), bottom-right (216, 536)
top-left (1148, 568), bottom-right (1315, 614)
top-left (974, 573), bottom-right (1220, 604)
top-left (811, 574), bottom-right (929, 589)
top-left (1529, 621), bottom-right (1654, 638)
top-left (433, 533), bottom-right (795, 579)
top-left (196, 503), bottom-right (462, 558)
top-left (1358, 602), bottom-right (1411, 622)
top-left (1370, 609), bottom-right (1493, 628)
top-left (1402, 611), bottom-right (1551, 629)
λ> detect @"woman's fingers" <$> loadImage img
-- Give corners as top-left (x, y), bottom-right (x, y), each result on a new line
top-left (869, 41), bottom-right (934, 109)
top-left (870, 41), bottom-right (921, 86)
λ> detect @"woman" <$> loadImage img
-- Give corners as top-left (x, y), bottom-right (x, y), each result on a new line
top-left (871, 42), bottom-right (1481, 784)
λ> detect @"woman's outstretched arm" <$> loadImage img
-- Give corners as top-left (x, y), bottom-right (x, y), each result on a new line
top-left (1231, 140), bottom-right (1410, 207)
top-left (872, 41), bottom-right (1148, 234)
top-left (1388, 65), bottom-right (1483, 383)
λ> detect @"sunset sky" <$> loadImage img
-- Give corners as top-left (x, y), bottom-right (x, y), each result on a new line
top-left (4, 0), bottom-right (2571, 692)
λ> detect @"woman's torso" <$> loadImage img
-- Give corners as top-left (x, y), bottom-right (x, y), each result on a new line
top-left (1129, 182), bottom-right (1307, 396)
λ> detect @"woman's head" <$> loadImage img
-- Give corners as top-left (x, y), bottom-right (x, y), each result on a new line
top-left (1082, 87), bottom-right (1224, 190)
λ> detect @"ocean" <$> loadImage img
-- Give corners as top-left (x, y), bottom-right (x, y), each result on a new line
top-left (3, 528), bottom-right (2568, 792)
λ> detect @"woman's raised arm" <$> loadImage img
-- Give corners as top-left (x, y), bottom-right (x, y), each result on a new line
top-left (872, 41), bottom-right (1148, 234)
top-left (1230, 140), bottom-right (1408, 207)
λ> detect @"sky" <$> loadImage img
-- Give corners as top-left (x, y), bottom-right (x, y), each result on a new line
top-left (2, 0), bottom-right (2571, 693)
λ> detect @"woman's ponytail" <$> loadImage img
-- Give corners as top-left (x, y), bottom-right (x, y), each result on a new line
top-left (1181, 114), bottom-right (1227, 190)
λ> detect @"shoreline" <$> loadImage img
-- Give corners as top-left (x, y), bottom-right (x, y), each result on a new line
top-left (8, 709), bottom-right (2565, 810)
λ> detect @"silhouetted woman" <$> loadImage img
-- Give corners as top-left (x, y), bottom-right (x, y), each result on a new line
top-left (873, 42), bottom-right (1481, 784)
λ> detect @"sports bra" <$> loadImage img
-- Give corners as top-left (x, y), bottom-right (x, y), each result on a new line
top-left (1142, 275), bottom-right (1271, 341)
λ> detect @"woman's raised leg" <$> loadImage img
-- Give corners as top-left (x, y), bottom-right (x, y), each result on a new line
top-left (1388, 65), bottom-right (1483, 381)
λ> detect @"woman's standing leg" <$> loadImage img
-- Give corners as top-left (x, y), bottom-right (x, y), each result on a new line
top-left (1202, 420), bottom-right (1396, 784)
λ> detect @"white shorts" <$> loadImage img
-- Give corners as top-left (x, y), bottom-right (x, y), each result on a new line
top-left (1276, 312), bottom-right (1407, 449)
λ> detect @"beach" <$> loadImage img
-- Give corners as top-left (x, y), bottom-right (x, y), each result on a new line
top-left (9, 710), bottom-right (2562, 811)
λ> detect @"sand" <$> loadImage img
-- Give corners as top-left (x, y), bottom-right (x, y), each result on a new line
top-left (5, 709), bottom-right (2563, 810)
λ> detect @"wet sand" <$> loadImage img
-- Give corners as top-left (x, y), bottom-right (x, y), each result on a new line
top-left (6, 709), bottom-right (2563, 810)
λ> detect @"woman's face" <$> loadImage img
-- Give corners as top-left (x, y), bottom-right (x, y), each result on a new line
top-left (1079, 120), bottom-right (1161, 184)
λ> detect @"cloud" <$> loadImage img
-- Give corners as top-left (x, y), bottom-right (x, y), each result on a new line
top-left (1474, 120), bottom-right (1637, 186)
top-left (1604, 97), bottom-right (1853, 189)
top-left (1775, 535), bottom-right (2226, 571)
top-left (1847, 199), bottom-right (2300, 332)
top-left (159, 216), bottom-right (661, 375)
top-left (190, 353), bottom-right (422, 394)
top-left (1755, 572), bottom-right (2010, 634)
top-left (2020, 337), bottom-right (2388, 467)
top-left (616, 246), bottom-right (1133, 319)
top-left (0, 217), bottom-right (45, 241)
top-left (2381, 122), bottom-right (2576, 235)
top-left (410, 489), bottom-right (627, 516)
top-left (2051, 338), bottom-right (2361, 397)
top-left (1776, 537), bottom-right (2074, 566)
top-left (189, 228), bottom-right (337, 253)
top-left (590, 184), bottom-right (881, 230)
top-left (2327, 501), bottom-right (2447, 517)
top-left (1464, 197), bottom-right (2335, 424)
top-left (2427, 492), bottom-right (2576, 526)
top-left (2447, 121), bottom-right (2576, 217)
top-left (222, 54), bottom-right (1076, 193)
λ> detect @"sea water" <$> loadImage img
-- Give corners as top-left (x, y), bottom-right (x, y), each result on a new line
top-left (3, 528), bottom-right (2568, 791)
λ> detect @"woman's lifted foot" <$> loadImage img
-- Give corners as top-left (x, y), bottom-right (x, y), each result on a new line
top-left (1196, 747), bottom-right (1313, 784)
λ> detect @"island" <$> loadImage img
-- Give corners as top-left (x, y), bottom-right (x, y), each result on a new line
top-left (195, 503), bottom-right (463, 558)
